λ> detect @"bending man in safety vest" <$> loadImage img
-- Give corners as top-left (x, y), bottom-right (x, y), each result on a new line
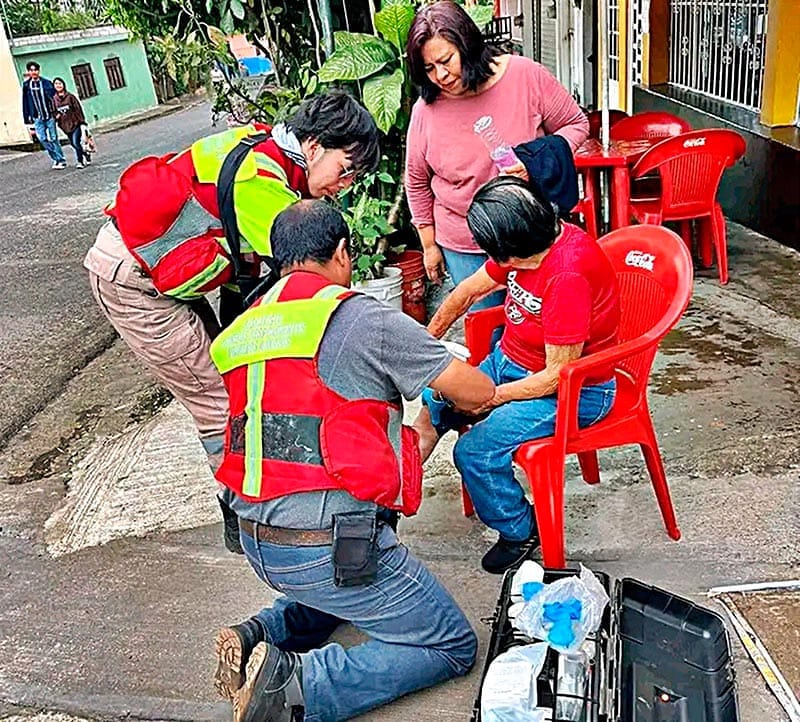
top-left (83, 92), bottom-right (379, 552)
top-left (208, 200), bottom-right (495, 722)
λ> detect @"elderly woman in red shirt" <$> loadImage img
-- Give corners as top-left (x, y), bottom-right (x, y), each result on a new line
top-left (405, 0), bottom-right (588, 308)
top-left (414, 177), bottom-right (620, 574)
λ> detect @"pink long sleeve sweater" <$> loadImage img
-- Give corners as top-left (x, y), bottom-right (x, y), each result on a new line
top-left (405, 55), bottom-right (589, 253)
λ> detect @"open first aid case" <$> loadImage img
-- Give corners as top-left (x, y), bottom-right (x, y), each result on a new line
top-left (472, 567), bottom-right (740, 722)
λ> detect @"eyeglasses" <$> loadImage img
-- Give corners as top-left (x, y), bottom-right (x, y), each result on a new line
top-left (339, 165), bottom-right (356, 181)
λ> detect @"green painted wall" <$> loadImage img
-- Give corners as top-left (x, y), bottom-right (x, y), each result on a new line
top-left (11, 28), bottom-right (157, 125)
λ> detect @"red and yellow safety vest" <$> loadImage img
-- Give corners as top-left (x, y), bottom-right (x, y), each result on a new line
top-left (105, 123), bottom-right (308, 300)
top-left (209, 271), bottom-right (423, 516)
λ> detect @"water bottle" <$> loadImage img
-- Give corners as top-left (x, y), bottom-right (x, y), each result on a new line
top-left (473, 115), bottom-right (521, 172)
top-left (555, 650), bottom-right (590, 722)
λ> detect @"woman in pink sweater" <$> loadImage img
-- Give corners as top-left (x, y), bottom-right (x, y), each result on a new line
top-left (405, 0), bottom-right (589, 308)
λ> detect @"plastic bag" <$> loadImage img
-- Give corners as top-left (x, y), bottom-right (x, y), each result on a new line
top-left (514, 564), bottom-right (609, 653)
top-left (481, 643), bottom-right (549, 722)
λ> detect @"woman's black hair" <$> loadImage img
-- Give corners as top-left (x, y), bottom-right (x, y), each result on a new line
top-left (286, 90), bottom-right (380, 175)
top-left (406, 0), bottom-right (500, 103)
top-left (271, 200), bottom-right (351, 270)
top-left (466, 176), bottom-right (561, 262)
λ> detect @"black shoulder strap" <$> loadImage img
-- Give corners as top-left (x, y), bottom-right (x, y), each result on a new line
top-left (216, 131), bottom-right (269, 280)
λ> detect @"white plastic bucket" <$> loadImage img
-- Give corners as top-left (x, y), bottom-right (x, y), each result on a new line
top-left (354, 267), bottom-right (403, 310)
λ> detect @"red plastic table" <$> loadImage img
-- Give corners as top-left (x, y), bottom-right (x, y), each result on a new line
top-left (573, 138), bottom-right (653, 230)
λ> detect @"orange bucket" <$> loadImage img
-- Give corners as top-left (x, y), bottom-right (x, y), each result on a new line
top-left (388, 250), bottom-right (427, 323)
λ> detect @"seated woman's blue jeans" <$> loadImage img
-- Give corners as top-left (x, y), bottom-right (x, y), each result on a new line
top-left (423, 345), bottom-right (616, 542)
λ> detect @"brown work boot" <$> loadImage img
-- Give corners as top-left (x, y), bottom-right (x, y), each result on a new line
top-left (233, 642), bottom-right (304, 722)
top-left (214, 617), bottom-right (267, 700)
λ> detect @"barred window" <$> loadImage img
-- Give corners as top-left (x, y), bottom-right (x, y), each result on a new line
top-left (71, 63), bottom-right (97, 100)
top-left (104, 57), bottom-right (126, 91)
top-left (669, 0), bottom-right (769, 110)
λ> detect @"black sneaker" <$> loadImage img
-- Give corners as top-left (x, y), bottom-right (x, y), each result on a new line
top-left (214, 617), bottom-right (268, 700)
top-left (233, 642), bottom-right (304, 722)
top-left (218, 495), bottom-right (244, 554)
top-left (481, 514), bottom-right (541, 574)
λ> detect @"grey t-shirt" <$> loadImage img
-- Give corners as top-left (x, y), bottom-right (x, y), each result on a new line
top-left (228, 293), bottom-right (452, 528)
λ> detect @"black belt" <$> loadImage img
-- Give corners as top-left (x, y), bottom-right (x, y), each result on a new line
top-left (238, 518), bottom-right (333, 547)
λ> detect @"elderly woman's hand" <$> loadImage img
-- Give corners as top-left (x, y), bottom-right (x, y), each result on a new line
top-left (466, 385), bottom-right (511, 415)
top-left (500, 161), bottom-right (529, 182)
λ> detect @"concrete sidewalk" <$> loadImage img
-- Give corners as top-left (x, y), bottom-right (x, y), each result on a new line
top-left (0, 221), bottom-right (798, 722)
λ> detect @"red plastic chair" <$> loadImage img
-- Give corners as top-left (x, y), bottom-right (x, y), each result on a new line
top-left (628, 128), bottom-right (746, 285)
top-left (609, 111), bottom-right (691, 142)
top-left (461, 225), bottom-right (694, 568)
top-left (586, 109), bottom-right (629, 140)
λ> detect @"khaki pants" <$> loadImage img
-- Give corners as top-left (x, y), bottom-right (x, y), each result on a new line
top-left (84, 222), bottom-right (227, 468)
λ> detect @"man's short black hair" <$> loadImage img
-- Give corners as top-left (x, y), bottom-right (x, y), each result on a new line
top-left (271, 200), bottom-right (350, 270)
top-left (286, 90), bottom-right (380, 176)
top-left (466, 176), bottom-right (560, 262)
top-left (26, 61), bottom-right (40, 71)
top-left (406, 0), bottom-right (500, 104)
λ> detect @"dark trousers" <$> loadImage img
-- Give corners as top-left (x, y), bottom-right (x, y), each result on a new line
top-left (67, 127), bottom-right (84, 164)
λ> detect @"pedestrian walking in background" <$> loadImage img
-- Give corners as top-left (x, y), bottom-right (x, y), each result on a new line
top-left (52, 77), bottom-right (88, 168)
top-left (21, 61), bottom-right (67, 169)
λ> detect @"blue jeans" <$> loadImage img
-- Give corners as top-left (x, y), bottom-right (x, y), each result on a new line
top-left (33, 117), bottom-right (65, 163)
top-left (241, 524), bottom-right (477, 722)
top-left (440, 246), bottom-right (506, 311)
top-left (427, 345), bottom-right (616, 542)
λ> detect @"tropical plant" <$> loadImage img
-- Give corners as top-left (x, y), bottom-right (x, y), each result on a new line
top-left (342, 169), bottom-right (399, 283)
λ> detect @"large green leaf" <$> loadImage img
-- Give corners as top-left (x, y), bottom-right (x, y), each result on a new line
top-left (374, 3), bottom-right (416, 52)
top-left (465, 3), bottom-right (494, 29)
top-left (319, 40), bottom-right (395, 81)
top-left (228, 0), bottom-right (245, 21)
top-left (333, 31), bottom-right (377, 48)
top-left (362, 68), bottom-right (404, 134)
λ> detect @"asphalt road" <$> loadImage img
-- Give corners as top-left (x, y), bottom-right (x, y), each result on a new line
top-left (0, 102), bottom-right (216, 450)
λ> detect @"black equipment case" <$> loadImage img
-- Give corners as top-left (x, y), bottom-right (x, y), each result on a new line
top-left (472, 568), bottom-right (740, 722)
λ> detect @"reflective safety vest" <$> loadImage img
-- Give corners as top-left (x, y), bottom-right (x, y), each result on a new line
top-left (209, 271), bottom-right (423, 516)
top-left (105, 124), bottom-right (306, 300)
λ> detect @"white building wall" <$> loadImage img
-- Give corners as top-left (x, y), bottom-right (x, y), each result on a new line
top-left (0, 23), bottom-right (29, 145)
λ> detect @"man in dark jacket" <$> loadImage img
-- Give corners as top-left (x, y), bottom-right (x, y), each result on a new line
top-left (21, 61), bottom-right (66, 169)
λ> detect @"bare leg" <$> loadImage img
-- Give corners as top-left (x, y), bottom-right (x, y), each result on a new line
top-left (413, 406), bottom-right (441, 464)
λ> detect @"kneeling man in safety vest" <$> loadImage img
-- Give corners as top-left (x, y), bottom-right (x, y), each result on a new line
top-left (83, 91), bottom-right (379, 553)
top-left (209, 200), bottom-right (496, 722)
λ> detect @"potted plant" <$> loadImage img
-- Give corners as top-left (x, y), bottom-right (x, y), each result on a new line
top-left (341, 170), bottom-right (407, 308)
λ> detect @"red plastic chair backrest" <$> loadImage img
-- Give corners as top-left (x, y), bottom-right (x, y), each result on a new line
top-left (630, 128), bottom-right (746, 219)
top-left (586, 109), bottom-right (629, 140)
top-left (597, 225), bottom-right (694, 385)
top-left (609, 111), bottom-right (691, 142)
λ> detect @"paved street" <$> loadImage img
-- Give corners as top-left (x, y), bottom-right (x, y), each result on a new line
top-left (0, 102), bottom-right (798, 721)
top-left (0, 101), bottom-right (216, 450)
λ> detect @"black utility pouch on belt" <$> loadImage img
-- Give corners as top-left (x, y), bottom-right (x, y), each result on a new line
top-left (332, 511), bottom-right (379, 587)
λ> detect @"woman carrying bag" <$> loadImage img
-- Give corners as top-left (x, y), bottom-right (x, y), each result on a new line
top-left (52, 77), bottom-right (88, 168)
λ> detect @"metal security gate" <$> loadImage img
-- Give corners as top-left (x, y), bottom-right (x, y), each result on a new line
top-left (669, 0), bottom-right (769, 110)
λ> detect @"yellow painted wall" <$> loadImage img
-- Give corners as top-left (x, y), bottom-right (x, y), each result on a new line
top-left (760, 0), bottom-right (800, 127)
top-left (0, 24), bottom-right (29, 145)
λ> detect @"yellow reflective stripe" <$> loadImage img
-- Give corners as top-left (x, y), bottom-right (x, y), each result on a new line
top-left (254, 153), bottom-right (289, 182)
top-left (165, 254), bottom-right (231, 300)
top-left (260, 276), bottom-right (291, 305)
top-left (312, 284), bottom-right (350, 299)
top-left (242, 361), bottom-right (265, 497)
top-left (210, 297), bottom-right (343, 373)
